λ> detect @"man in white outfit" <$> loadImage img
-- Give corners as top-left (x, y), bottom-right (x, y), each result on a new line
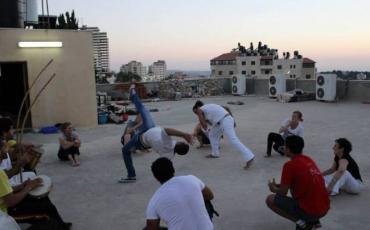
top-left (192, 100), bottom-right (255, 169)
top-left (144, 157), bottom-right (214, 230)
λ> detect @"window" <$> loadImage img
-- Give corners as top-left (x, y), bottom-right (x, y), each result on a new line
top-left (306, 74), bottom-right (311, 79)
top-left (294, 65), bottom-right (296, 68)
top-left (265, 70), bottom-right (269, 74)
top-left (229, 71), bottom-right (234, 75)
top-left (251, 61), bottom-right (255, 65)
top-left (277, 65), bottom-right (282, 70)
top-left (212, 69), bottom-right (216, 74)
top-left (242, 61), bottom-right (246, 65)
top-left (242, 70), bottom-right (247, 75)
top-left (218, 71), bottom-right (223, 75)
top-left (290, 65), bottom-right (292, 69)
top-left (251, 70), bottom-right (256, 75)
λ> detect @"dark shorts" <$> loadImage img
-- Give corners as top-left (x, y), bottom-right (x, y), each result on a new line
top-left (57, 146), bottom-right (80, 161)
top-left (274, 194), bottom-right (320, 222)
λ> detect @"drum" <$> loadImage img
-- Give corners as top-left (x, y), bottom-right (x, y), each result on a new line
top-left (29, 175), bottom-right (52, 198)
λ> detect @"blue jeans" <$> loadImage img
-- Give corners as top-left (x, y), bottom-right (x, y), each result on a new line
top-left (122, 89), bottom-right (155, 177)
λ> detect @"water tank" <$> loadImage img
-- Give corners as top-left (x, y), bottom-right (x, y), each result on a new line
top-left (25, 0), bottom-right (39, 25)
top-left (0, 0), bottom-right (20, 27)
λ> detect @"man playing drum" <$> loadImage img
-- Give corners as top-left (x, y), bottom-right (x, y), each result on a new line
top-left (0, 152), bottom-right (72, 229)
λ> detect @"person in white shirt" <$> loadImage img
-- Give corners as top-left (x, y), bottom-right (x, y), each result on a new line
top-left (192, 100), bottom-right (255, 169)
top-left (119, 83), bottom-right (193, 183)
top-left (265, 111), bottom-right (304, 157)
top-left (145, 157), bottom-right (214, 230)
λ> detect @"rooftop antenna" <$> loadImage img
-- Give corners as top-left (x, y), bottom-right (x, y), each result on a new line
top-left (46, 0), bottom-right (50, 29)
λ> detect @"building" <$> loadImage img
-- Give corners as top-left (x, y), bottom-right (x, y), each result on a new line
top-left (120, 61), bottom-right (147, 79)
top-left (210, 43), bottom-right (316, 79)
top-left (0, 28), bottom-right (97, 128)
top-left (81, 26), bottom-right (109, 81)
top-left (148, 60), bottom-right (167, 81)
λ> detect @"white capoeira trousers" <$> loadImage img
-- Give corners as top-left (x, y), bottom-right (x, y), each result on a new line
top-left (324, 170), bottom-right (364, 195)
top-left (208, 115), bottom-right (255, 161)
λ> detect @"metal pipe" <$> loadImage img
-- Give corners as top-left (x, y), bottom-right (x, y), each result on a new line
top-left (46, 0), bottom-right (50, 28)
top-left (41, 0), bottom-right (44, 16)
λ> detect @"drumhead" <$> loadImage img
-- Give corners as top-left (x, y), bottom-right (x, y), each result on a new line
top-left (29, 175), bottom-right (52, 197)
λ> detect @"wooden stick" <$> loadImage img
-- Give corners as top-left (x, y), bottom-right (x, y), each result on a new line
top-left (16, 59), bottom-right (54, 143)
top-left (18, 73), bottom-right (56, 183)
top-left (19, 73), bottom-right (56, 145)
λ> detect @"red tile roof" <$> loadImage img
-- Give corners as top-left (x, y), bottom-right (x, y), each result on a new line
top-left (303, 58), bottom-right (315, 64)
top-left (211, 52), bottom-right (238, 61)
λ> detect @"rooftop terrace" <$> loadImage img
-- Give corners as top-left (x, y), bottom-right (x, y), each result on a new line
top-left (22, 96), bottom-right (370, 230)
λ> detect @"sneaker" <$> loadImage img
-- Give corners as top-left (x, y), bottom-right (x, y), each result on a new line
top-left (118, 177), bottom-right (136, 183)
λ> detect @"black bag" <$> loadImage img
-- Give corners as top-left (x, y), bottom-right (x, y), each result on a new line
top-left (205, 200), bottom-right (219, 220)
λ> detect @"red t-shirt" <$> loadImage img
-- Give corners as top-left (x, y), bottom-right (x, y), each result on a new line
top-left (281, 154), bottom-right (330, 216)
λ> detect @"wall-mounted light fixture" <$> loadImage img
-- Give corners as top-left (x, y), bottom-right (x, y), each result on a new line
top-left (18, 41), bottom-right (63, 48)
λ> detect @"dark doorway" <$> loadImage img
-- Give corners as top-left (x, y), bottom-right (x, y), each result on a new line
top-left (0, 62), bottom-right (32, 128)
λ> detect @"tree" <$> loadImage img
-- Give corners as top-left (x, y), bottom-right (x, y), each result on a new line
top-left (57, 14), bottom-right (66, 29)
top-left (57, 10), bottom-right (78, 29)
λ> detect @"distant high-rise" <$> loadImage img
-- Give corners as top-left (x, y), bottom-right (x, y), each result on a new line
top-left (81, 26), bottom-right (110, 80)
top-left (148, 60), bottom-right (167, 81)
top-left (120, 61), bottom-right (147, 78)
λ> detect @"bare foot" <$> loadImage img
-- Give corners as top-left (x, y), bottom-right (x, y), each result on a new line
top-left (264, 154), bottom-right (271, 158)
top-left (244, 157), bottom-right (254, 170)
top-left (71, 162), bottom-right (78, 167)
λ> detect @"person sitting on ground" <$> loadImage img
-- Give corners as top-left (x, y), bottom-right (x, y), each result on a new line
top-left (144, 157), bottom-right (214, 230)
top-left (0, 168), bottom-right (72, 229)
top-left (192, 100), bottom-right (254, 169)
top-left (58, 122), bottom-right (81, 167)
top-left (321, 138), bottom-right (364, 196)
top-left (265, 111), bottom-right (304, 157)
top-left (119, 82), bottom-right (193, 183)
top-left (266, 135), bottom-right (330, 230)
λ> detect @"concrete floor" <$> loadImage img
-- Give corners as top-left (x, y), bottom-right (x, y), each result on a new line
top-left (22, 96), bottom-right (370, 230)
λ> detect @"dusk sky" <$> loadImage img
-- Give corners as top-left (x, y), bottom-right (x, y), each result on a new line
top-left (48, 0), bottom-right (370, 72)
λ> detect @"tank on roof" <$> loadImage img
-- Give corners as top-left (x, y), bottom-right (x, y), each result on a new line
top-left (0, 0), bottom-right (20, 27)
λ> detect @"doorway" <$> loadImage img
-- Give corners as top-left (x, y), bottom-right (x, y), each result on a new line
top-left (0, 62), bottom-right (32, 128)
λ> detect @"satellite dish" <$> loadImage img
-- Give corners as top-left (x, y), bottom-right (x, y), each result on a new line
top-left (357, 73), bottom-right (367, 80)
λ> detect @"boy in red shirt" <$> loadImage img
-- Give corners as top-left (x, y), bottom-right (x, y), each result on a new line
top-left (266, 135), bottom-right (330, 230)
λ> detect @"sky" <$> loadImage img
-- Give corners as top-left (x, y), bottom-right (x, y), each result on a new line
top-left (47, 0), bottom-right (370, 72)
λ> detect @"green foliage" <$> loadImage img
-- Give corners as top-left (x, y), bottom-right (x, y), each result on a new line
top-left (57, 10), bottom-right (78, 29)
top-left (115, 72), bottom-right (142, 83)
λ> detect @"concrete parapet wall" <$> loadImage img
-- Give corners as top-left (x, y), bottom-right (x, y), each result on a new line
top-left (97, 78), bottom-right (370, 102)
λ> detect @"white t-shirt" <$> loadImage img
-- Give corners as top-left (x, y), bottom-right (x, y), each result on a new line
top-left (142, 127), bottom-right (176, 159)
top-left (200, 104), bottom-right (228, 126)
top-left (146, 175), bottom-right (213, 230)
top-left (0, 154), bottom-right (36, 186)
top-left (0, 153), bottom-right (12, 170)
top-left (280, 118), bottom-right (304, 139)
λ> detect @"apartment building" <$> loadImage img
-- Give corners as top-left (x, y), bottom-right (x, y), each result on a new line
top-left (81, 26), bottom-right (109, 80)
top-left (120, 61), bottom-right (147, 78)
top-left (210, 44), bottom-right (316, 79)
top-left (148, 60), bottom-right (167, 81)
